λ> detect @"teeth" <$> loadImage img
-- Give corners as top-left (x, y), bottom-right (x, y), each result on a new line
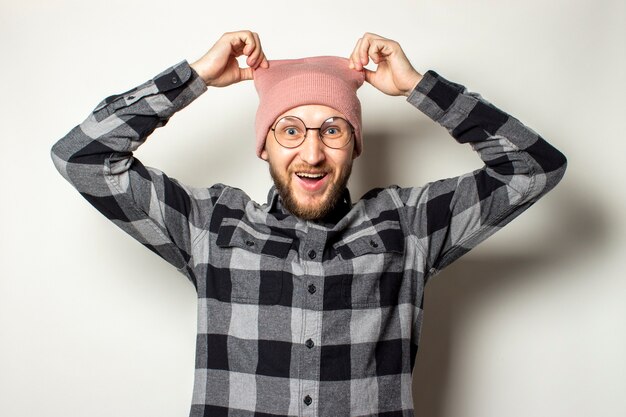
top-left (296, 172), bottom-right (325, 179)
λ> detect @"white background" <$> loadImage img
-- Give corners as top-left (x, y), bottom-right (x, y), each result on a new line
top-left (1, 0), bottom-right (624, 416)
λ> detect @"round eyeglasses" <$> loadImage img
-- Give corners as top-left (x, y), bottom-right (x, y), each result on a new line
top-left (270, 116), bottom-right (354, 149)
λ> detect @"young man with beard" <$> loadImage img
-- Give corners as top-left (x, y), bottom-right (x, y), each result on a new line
top-left (51, 30), bottom-right (566, 417)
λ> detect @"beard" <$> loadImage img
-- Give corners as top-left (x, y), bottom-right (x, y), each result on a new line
top-left (269, 161), bottom-right (352, 221)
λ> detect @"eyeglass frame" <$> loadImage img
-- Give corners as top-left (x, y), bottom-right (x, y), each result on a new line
top-left (269, 115), bottom-right (355, 150)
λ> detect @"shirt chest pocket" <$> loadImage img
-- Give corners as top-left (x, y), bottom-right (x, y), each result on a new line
top-left (333, 228), bottom-right (405, 308)
top-left (214, 222), bottom-right (292, 305)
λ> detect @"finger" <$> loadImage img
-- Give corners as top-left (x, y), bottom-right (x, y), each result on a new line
top-left (242, 32), bottom-right (256, 56)
top-left (247, 32), bottom-right (264, 68)
top-left (349, 37), bottom-right (363, 70)
top-left (369, 44), bottom-right (382, 64)
top-left (254, 33), bottom-right (269, 69)
top-left (230, 31), bottom-right (255, 57)
top-left (358, 33), bottom-right (376, 66)
top-left (358, 36), bottom-right (371, 67)
top-left (259, 51), bottom-right (270, 68)
top-left (362, 32), bottom-right (392, 63)
top-left (363, 32), bottom-right (386, 41)
top-left (367, 39), bottom-right (390, 64)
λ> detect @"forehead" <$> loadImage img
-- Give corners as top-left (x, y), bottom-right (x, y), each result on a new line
top-left (275, 104), bottom-right (346, 123)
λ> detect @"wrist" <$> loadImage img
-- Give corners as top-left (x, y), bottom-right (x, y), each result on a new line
top-left (403, 72), bottom-right (423, 97)
top-left (190, 61), bottom-right (211, 86)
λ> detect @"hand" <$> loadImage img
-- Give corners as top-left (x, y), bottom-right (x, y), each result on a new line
top-left (190, 30), bottom-right (269, 87)
top-left (348, 33), bottom-right (423, 97)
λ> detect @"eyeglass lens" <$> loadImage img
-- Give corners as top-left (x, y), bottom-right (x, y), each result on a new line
top-left (273, 116), bottom-right (352, 149)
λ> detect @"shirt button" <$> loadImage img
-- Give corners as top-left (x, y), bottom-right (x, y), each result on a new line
top-left (308, 250), bottom-right (316, 260)
top-left (303, 395), bottom-right (312, 406)
top-left (127, 95), bottom-right (135, 100)
top-left (369, 239), bottom-right (378, 248)
top-left (308, 284), bottom-right (316, 294)
top-left (245, 240), bottom-right (254, 247)
top-left (171, 76), bottom-right (178, 84)
top-left (305, 339), bottom-right (314, 349)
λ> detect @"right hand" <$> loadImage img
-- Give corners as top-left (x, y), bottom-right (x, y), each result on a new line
top-left (190, 30), bottom-right (269, 87)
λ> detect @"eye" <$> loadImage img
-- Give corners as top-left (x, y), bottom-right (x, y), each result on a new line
top-left (323, 125), bottom-right (344, 137)
top-left (275, 117), bottom-right (305, 138)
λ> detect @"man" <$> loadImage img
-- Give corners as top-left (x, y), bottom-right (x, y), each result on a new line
top-left (51, 31), bottom-right (566, 417)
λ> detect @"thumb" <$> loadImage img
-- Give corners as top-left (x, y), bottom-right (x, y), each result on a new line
top-left (240, 67), bottom-right (254, 81)
top-left (363, 68), bottom-right (376, 85)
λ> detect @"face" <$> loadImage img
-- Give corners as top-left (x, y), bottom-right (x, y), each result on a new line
top-left (261, 104), bottom-right (356, 221)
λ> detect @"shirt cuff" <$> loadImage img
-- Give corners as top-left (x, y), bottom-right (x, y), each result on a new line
top-left (406, 69), bottom-right (467, 123)
top-left (152, 60), bottom-right (208, 115)
top-left (91, 60), bottom-right (207, 122)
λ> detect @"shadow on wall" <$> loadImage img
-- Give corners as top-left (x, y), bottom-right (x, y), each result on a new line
top-left (350, 127), bottom-right (608, 416)
top-left (348, 122), bottom-right (444, 199)
top-left (411, 187), bottom-right (608, 416)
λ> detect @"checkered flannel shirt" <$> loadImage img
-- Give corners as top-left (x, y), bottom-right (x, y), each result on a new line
top-left (51, 60), bottom-right (566, 417)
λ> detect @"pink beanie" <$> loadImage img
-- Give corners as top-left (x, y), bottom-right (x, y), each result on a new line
top-left (253, 56), bottom-right (365, 158)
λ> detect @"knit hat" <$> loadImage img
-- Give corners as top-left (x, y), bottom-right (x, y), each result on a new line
top-left (253, 56), bottom-right (365, 158)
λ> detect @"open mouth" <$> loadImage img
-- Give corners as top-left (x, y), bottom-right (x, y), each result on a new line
top-left (294, 172), bottom-right (329, 191)
top-left (296, 172), bottom-right (327, 180)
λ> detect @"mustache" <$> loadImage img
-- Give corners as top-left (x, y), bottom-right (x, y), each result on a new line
top-left (289, 164), bottom-right (333, 174)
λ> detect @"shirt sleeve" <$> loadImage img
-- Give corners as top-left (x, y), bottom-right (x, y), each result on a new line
top-left (50, 60), bottom-right (222, 287)
top-left (396, 70), bottom-right (567, 282)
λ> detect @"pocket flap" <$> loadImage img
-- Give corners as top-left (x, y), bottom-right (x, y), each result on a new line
top-left (216, 220), bottom-right (292, 259)
top-left (334, 227), bottom-right (404, 259)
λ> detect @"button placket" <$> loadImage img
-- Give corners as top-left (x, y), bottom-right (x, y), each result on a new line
top-left (302, 229), bottom-right (322, 304)
top-left (299, 225), bottom-right (323, 414)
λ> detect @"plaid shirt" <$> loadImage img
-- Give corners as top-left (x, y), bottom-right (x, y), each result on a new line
top-left (51, 61), bottom-right (566, 417)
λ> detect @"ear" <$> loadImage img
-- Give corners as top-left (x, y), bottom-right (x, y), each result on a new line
top-left (260, 147), bottom-right (269, 161)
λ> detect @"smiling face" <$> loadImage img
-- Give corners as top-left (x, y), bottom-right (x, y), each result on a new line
top-left (261, 104), bottom-right (356, 221)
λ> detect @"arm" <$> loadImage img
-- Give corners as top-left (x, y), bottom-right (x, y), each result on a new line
top-left (400, 70), bottom-right (566, 279)
top-left (349, 33), bottom-right (567, 281)
top-left (50, 31), bottom-right (268, 286)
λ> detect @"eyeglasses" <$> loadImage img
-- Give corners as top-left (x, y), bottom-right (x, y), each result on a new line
top-left (270, 116), bottom-right (354, 149)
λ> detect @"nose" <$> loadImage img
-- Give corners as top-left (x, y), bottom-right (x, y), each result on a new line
top-left (298, 129), bottom-right (326, 166)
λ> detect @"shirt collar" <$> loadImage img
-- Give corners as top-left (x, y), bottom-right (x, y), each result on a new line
top-left (266, 185), bottom-right (352, 225)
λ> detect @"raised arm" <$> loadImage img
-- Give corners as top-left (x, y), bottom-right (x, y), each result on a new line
top-left (349, 33), bottom-right (567, 281)
top-left (50, 31), bottom-right (268, 286)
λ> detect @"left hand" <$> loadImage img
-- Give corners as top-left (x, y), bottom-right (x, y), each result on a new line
top-left (348, 33), bottom-right (423, 97)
